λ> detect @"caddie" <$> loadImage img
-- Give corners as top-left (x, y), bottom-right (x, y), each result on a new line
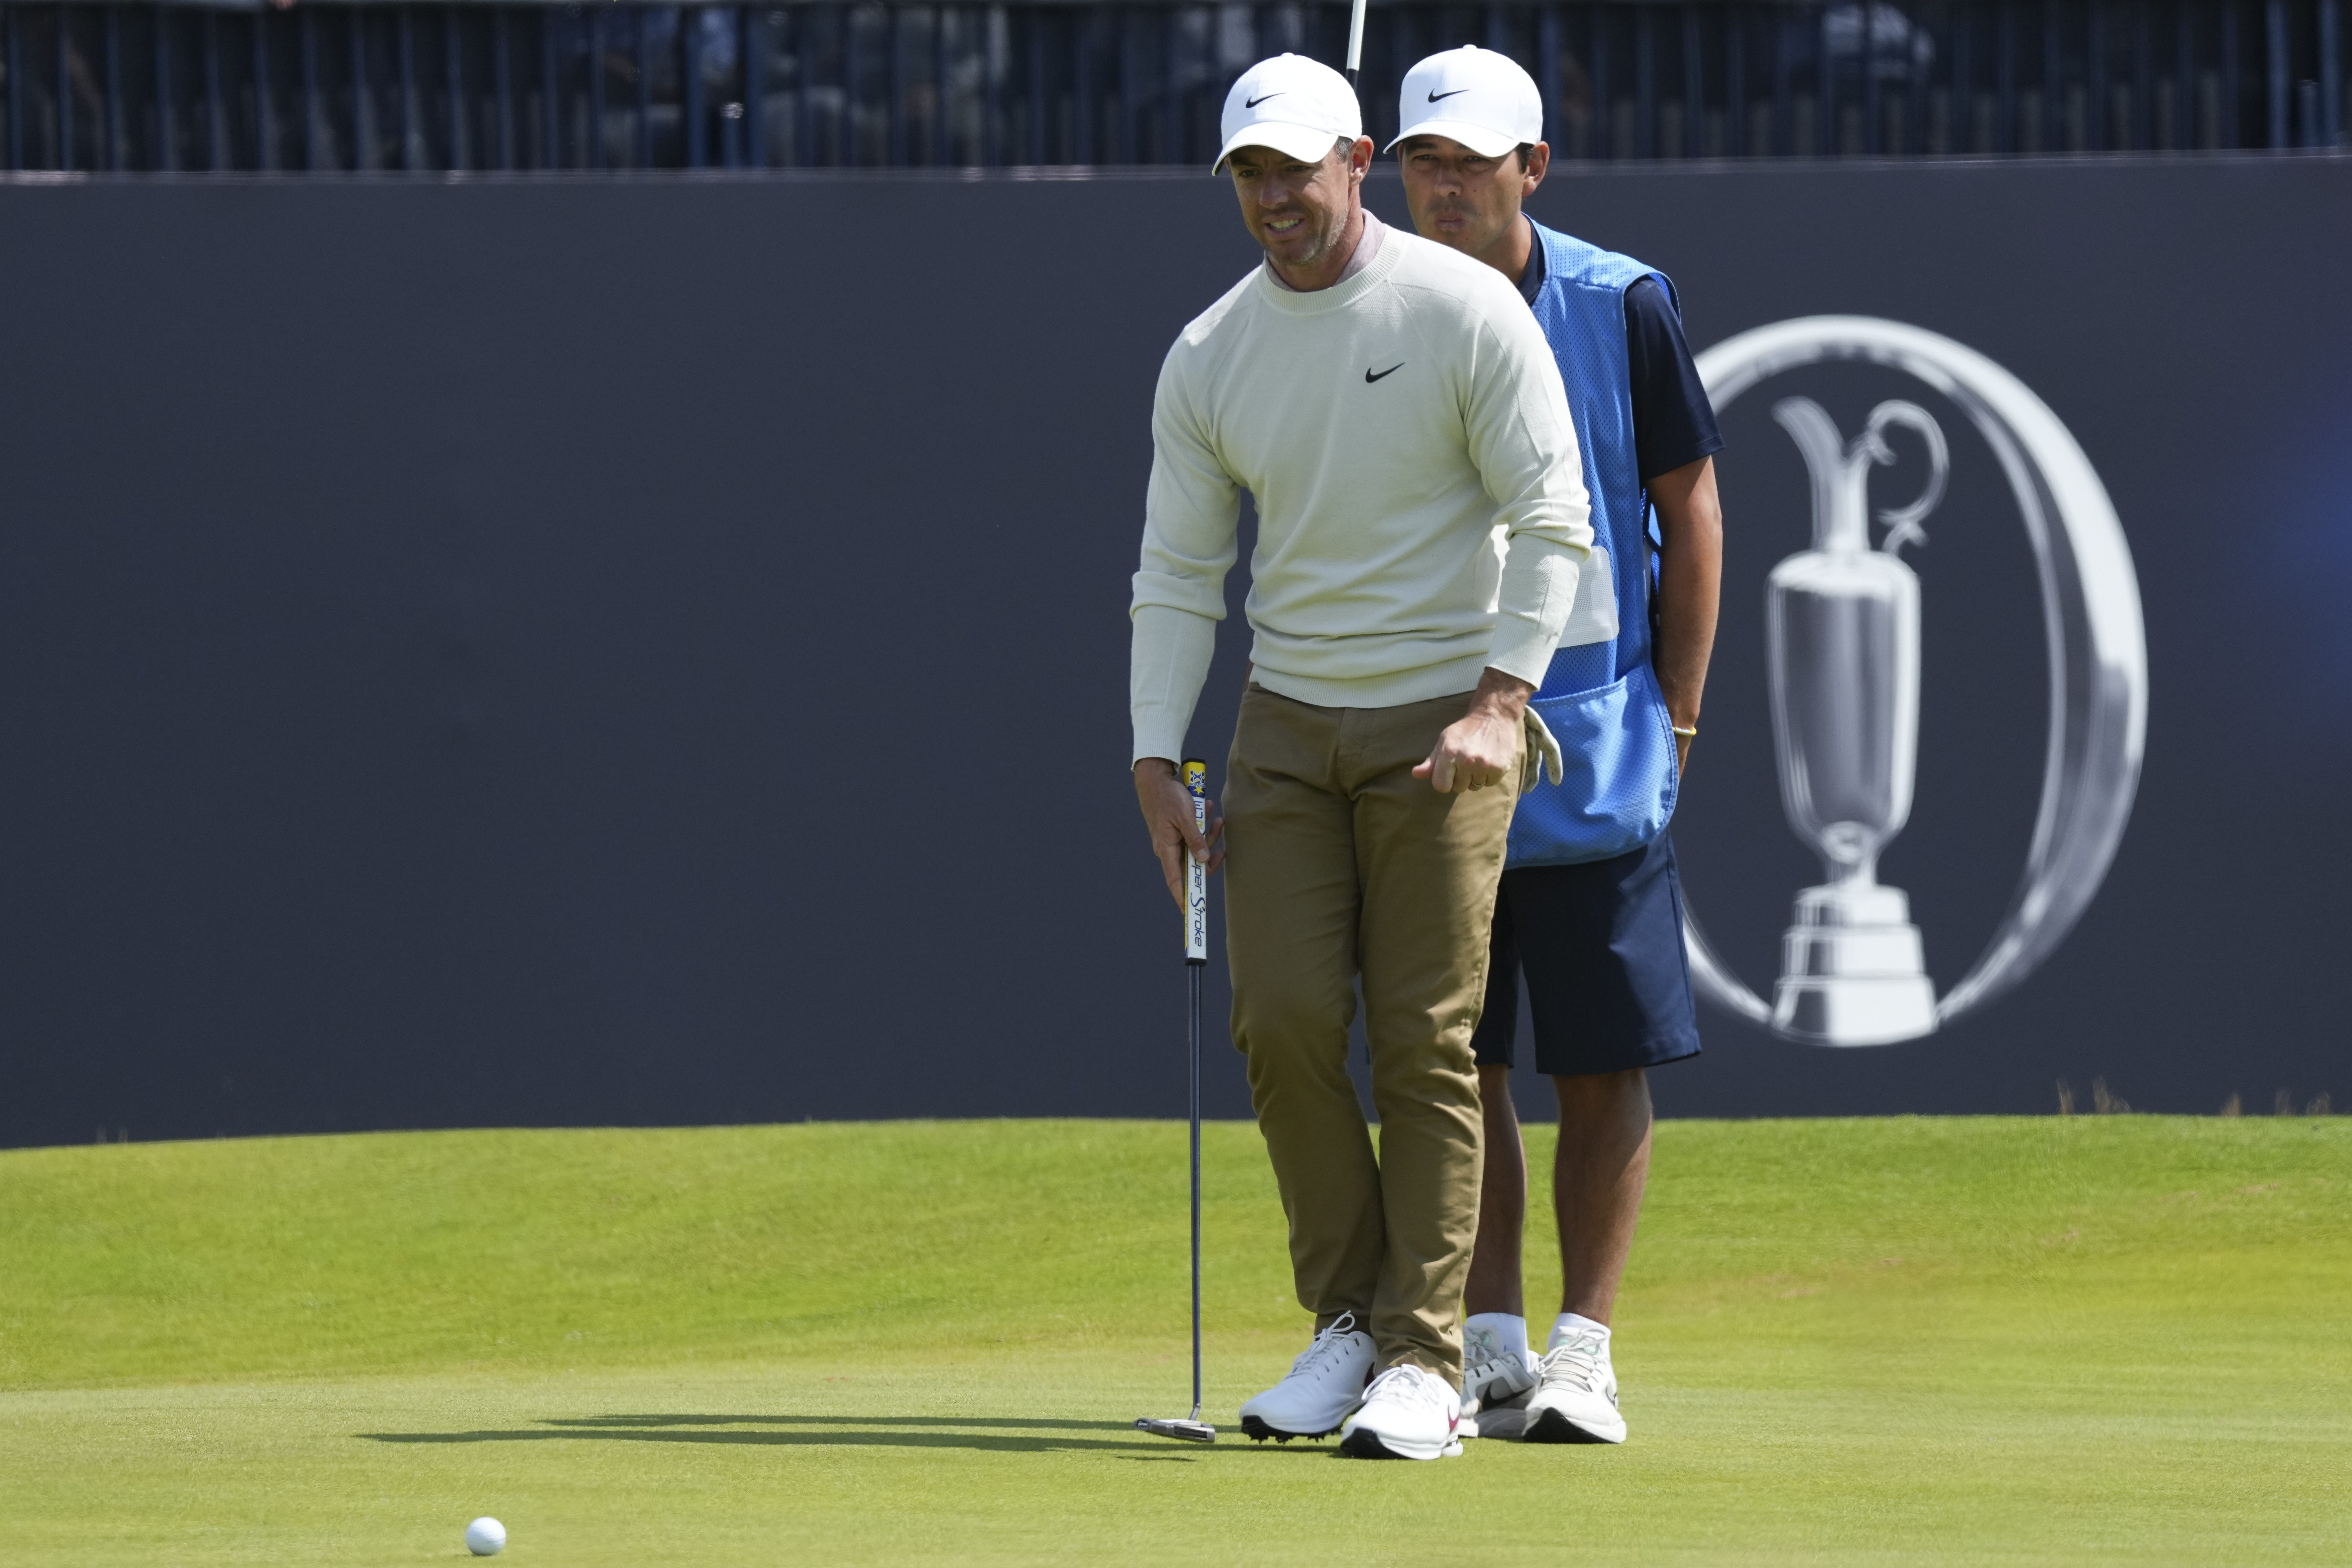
top-left (1128, 52), bottom-right (1593, 1461)
top-left (1391, 46), bottom-right (1725, 1446)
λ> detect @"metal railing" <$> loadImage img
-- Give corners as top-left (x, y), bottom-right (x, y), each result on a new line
top-left (1, 0), bottom-right (2342, 174)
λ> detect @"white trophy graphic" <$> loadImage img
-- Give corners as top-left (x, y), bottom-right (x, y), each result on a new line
top-left (1677, 317), bottom-right (2148, 1048)
top-left (1764, 397), bottom-right (1949, 1046)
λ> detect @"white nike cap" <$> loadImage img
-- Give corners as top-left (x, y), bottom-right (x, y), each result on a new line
top-left (1386, 45), bottom-right (1543, 158)
top-left (1215, 54), bottom-right (1363, 171)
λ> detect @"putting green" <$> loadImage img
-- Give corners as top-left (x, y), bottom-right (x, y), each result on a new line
top-left (2, 1117), bottom-right (2346, 1564)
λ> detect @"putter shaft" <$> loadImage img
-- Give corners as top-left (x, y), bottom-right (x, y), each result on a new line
top-left (1137, 763), bottom-right (1216, 1446)
top-left (1189, 960), bottom-right (1202, 1421)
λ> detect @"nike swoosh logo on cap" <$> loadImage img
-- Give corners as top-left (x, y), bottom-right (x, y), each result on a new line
top-left (1245, 92), bottom-right (1284, 108)
top-left (1427, 88), bottom-right (1470, 101)
top-left (1365, 364), bottom-right (1404, 383)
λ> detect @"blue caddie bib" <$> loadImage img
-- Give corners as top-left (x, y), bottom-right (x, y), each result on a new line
top-left (1508, 221), bottom-right (1683, 868)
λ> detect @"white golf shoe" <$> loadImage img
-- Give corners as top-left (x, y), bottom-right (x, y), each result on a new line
top-left (1338, 1365), bottom-right (1464, 1460)
top-left (1523, 1325), bottom-right (1627, 1444)
top-left (1238, 1313), bottom-right (1375, 1442)
top-left (1459, 1319), bottom-right (1541, 1416)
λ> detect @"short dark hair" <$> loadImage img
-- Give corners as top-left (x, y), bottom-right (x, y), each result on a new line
top-left (1514, 142), bottom-right (1536, 169)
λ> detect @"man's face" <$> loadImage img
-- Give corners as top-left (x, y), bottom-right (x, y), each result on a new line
top-left (1398, 134), bottom-right (1544, 258)
top-left (1226, 140), bottom-right (1371, 271)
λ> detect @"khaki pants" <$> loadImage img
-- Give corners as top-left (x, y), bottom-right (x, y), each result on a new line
top-left (1223, 684), bottom-right (1519, 1385)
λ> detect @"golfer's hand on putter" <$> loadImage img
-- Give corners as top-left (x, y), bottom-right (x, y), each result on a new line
top-left (1134, 758), bottom-right (1226, 907)
top-left (1413, 668), bottom-right (1535, 792)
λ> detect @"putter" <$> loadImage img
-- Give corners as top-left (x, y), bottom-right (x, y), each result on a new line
top-left (1135, 758), bottom-right (1216, 1446)
top-left (1344, 0), bottom-right (1368, 90)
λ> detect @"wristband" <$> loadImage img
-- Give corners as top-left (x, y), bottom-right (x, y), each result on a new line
top-left (1671, 724), bottom-right (1698, 738)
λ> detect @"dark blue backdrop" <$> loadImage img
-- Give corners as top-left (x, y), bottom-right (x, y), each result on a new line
top-left (0, 159), bottom-right (2345, 1146)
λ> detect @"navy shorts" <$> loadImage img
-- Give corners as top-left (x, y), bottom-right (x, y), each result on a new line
top-left (1470, 831), bottom-right (1703, 1077)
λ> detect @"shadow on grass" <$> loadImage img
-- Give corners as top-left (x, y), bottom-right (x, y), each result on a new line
top-left (361, 1413), bottom-right (1332, 1457)
top-left (547, 1413), bottom-right (1108, 1431)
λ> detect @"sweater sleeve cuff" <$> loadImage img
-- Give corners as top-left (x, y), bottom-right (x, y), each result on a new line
top-left (1485, 621), bottom-right (1561, 690)
top-left (1130, 603), bottom-right (1219, 767)
top-left (1131, 716), bottom-right (1192, 769)
top-left (1487, 548), bottom-right (1583, 687)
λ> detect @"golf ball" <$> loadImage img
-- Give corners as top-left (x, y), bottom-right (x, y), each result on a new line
top-left (465, 1516), bottom-right (506, 1556)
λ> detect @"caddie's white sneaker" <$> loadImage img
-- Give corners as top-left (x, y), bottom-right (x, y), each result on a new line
top-left (1338, 1365), bottom-right (1464, 1460)
top-left (1239, 1312), bottom-right (1375, 1442)
top-left (1523, 1326), bottom-right (1627, 1444)
top-left (1460, 1317), bottom-right (1540, 1416)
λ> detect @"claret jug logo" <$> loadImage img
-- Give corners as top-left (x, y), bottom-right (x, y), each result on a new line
top-left (1683, 318), bottom-right (2148, 1047)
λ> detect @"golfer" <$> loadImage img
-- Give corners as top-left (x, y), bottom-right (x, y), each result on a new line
top-left (1390, 47), bottom-right (1724, 1446)
top-left (1128, 52), bottom-right (1592, 1461)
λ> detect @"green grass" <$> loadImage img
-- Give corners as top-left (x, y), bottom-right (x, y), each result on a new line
top-left (2, 1117), bottom-right (2348, 1564)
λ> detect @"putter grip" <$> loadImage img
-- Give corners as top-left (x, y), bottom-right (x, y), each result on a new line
top-left (1182, 759), bottom-right (1208, 965)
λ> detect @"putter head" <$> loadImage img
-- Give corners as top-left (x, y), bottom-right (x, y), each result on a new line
top-left (1134, 1416), bottom-right (1217, 1443)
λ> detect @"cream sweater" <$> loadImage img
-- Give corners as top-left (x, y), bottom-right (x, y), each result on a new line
top-left (1129, 224), bottom-right (1593, 765)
